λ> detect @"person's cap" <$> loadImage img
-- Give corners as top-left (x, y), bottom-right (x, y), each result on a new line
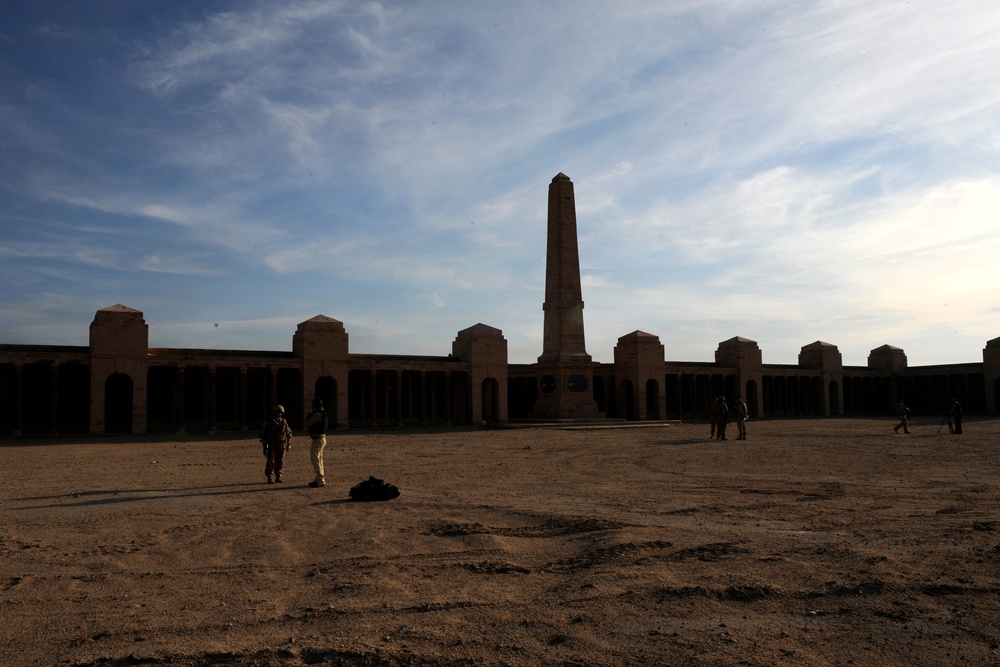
top-left (273, 405), bottom-right (285, 414)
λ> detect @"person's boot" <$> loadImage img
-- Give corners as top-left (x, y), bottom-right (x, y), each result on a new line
top-left (265, 474), bottom-right (273, 484)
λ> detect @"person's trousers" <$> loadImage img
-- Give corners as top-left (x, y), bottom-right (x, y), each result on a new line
top-left (265, 444), bottom-right (285, 478)
top-left (310, 434), bottom-right (327, 483)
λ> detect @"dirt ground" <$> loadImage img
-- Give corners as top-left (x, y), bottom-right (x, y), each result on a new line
top-left (2, 417), bottom-right (999, 667)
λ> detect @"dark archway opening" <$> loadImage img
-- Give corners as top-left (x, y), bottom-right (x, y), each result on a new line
top-left (105, 373), bottom-right (133, 434)
top-left (645, 379), bottom-right (659, 420)
top-left (315, 376), bottom-right (337, 430)
top-left (481, 378), bottom-right (500, 425)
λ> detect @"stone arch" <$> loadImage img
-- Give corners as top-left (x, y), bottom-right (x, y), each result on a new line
top-left (622, 380), bottom-right (635, 420)
top-left (105, 373), bottom-right (133, 434)
top-left (20, 361), bottom-right (53, 434)
top-left (829, 380), bottom-right (840, 415)
top-left (745, 380), bottom-right (759, 418)
top-left (593, 375), bottom-right (607, 414)
top-left (725, 375), bottom-right (739, 404)
top-left (58, 362), bottom-right (90, 433)
top-left (645, 378), bottom-right (659, 420)
top-left (481, 377), bottom-right (500, 425)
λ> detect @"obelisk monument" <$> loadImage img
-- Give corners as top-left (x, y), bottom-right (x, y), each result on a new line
top-left (532, 173), bottom-right (602, 419)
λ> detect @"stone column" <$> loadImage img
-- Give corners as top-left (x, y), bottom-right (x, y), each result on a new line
top-left (208, 366), bottom-right (217, 434)
top-left (239, 367), bottom-right (247, 431)
top-left (445, 371), bottom-right (453, 426)
top-left (394, 370), bottom-right (403, 428)
top-left (419, 371), bottom-right (428, 427)
top-left (13, 363), bottom-right (22, 436)
top-left (674, 374), bottom-right (682, 419)
top-left (659, 376), bottom-right (667, 421)
top-left (50, 364), bottom-right (60, 436)
top-left (176, 366), bottom-right (186, 435)
top-left (369, 370), bottom-right (377, 429)
top-left (270, 367), bottom-right (278, 409)
top-left (407, 372), bottom-right (415, 422)
top-left (428, 373), bottom-right (438, 425)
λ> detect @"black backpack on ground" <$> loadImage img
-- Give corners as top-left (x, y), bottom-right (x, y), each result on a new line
top-left (349, 476), bottom-right (400, 502)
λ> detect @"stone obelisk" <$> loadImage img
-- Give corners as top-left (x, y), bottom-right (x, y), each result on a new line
top-left (532, 173), bottom-right (601, 419)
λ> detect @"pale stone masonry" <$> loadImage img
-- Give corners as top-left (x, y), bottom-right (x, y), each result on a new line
top-left (2, 174), bottom-right (999, 436)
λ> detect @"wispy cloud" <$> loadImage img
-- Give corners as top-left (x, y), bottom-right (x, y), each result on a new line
top-left (1, 0), bottom-right (998, 364)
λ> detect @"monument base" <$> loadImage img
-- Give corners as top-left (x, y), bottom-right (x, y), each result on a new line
top-left (530, 362), bottom-right (603, 420)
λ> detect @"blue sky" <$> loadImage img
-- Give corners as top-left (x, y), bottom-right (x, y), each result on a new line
top-left (2, 1), bottom-right (999, 366)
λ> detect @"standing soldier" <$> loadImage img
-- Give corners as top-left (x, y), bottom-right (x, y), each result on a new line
top-left (735, 398), bottom-right (748, 440)
top-left (947, 398), bottom-right (963, 434)
top-left (260, 404), bottom-right (293, 483)
top-left (893, 399), bottom-right (911, 434)
top-left (709, 396), bottom-right (719, 439)
top-left (304, 398), bottom-right (329, 487)
top-left (716, 396), bottom-right (730, 441)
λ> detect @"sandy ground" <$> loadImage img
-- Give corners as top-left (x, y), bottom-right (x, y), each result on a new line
top-left (2, 417), bottom-right (999, 667)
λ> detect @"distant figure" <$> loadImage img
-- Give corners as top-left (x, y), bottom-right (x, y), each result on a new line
top-left (304, 398), bottom-right (329, 487)
top-left (948, 398), bottom-right (963, 434)
top-left (716, 396), bottom-right (730, 441)
top-left (893, 399), bottom-right (911, 434)
top-left (259, 404), bottom-right (293, 483)
top-left (735, 398), bottom-right (748, 440)
top-left (709, 397), bottom-right (719, 439)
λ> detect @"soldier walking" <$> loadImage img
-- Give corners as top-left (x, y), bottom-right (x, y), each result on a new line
top-left (893, 399), bottom-right (911, 434)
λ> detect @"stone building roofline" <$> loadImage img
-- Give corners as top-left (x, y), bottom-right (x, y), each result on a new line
top-left (619, 330), bottom-right (659, 340)
top-left (98, 303), bottom-right (142, 314)
top-left (295, 314), bottom-right (346, 332)
top-left (721, 336), bottom-right (758, 345)
top-left (456, 323), bottom-right (503, 337)
top-left (867, 342), bottom-right (906, 371)
top-left (301, 314), bottom-right (342, 325)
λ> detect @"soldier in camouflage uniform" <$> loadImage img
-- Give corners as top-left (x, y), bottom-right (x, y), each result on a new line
top-left (735, 398), bottom-right (748, 440)
top-left (260, 404), bottom-right (293, 483)
top-left (947, 398), bottom-right (963, 434)
top-left (715, 396), bottom-right (730, 441)
top-left (893, 399), bottom-right (911, 434)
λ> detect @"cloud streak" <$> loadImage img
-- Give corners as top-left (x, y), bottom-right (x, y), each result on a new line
top-left (0, 0), bottom-right (998, 366)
